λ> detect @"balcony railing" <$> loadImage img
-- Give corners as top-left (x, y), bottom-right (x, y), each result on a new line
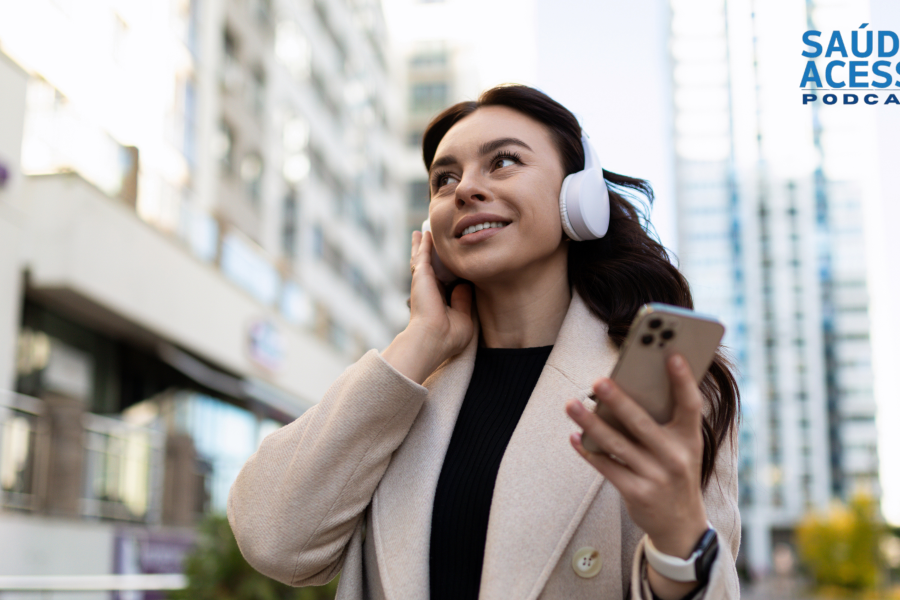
top-left (0, 391), bottom-right (48, 512)
top-left (81, 412), bottom-right (165, 524)
top-left (0, 392), bottom-right (165, 523)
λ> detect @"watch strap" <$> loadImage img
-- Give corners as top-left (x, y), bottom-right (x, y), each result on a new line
top-left (644, 525), bottom-right (719, 583)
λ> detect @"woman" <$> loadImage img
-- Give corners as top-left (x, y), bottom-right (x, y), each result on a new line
top-left (227, 85), bottom-right (741, 599)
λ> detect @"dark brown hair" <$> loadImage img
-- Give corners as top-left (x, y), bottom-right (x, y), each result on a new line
top-left (422, 84), bottom-right (739, 487)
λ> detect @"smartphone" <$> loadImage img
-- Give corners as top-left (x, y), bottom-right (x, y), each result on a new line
top-left (581, 303), bottom-right (725, 454)
top-left (421, 219), bottom-right (458, 284)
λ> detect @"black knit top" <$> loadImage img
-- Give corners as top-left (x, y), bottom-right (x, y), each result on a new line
top-left (429, 344), bottom-right (554, 600)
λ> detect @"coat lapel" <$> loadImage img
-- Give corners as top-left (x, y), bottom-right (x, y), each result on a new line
top-left (370, 291), bottom-right (619, 600)
top-left (479, 292), bottom-right (620, 600)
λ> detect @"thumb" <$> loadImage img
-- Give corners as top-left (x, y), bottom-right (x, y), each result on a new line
top-left (450, 282), bottom-right (473, 317)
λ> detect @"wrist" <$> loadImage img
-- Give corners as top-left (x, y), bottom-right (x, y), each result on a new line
top-left (645, 523), bottom-right (719, 590)
top-left (647, 512), bottom-right (708, 559)
top-left (382, 328), bottom-right (448, 385)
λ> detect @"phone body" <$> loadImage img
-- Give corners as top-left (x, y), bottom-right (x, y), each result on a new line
top-left (581, 303), bottom-right (725, 454)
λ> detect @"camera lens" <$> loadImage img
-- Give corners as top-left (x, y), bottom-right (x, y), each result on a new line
top-left (649, 318), bottom-right (662, 329)
top-left (661, 330), bottom-right (674, 340)
top-left (641, 334), bottom-right (654, 345)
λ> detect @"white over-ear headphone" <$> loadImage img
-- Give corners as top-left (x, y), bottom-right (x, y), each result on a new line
top-left (558, 132), bottom-right (611, 241)
top-left (421, 131), bottom-right (610, 283)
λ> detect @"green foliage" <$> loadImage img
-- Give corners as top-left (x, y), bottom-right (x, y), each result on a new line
top-left (796, 493), bottom-right (884, 592)
top-left (169, 514), bottom-right (339, 600)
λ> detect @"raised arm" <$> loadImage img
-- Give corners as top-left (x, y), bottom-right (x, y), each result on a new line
top-left (227, 230), bottom-right (475, 586)
top-left (227, 350), bottom-right (428, 585)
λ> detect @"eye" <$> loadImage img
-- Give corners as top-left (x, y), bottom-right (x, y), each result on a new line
top-left (433, 171), bottom-right (459, 190)
top-left (492, 150), bottom-right (522, 171)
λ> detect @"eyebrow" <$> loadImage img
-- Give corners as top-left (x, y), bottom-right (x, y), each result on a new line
top-left (429, 137), bottom-right (534, 174)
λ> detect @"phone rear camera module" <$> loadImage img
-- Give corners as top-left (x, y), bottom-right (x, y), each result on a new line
top-left (641, 334), bottom-right (654, 345)
top-left (649, 318), bottom-right (663, 329)
top-left (661, 330), bottom-right (674, 340)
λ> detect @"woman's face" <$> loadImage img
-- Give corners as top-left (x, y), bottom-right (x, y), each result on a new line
top-left (428, 106), bottom-right (568, 285)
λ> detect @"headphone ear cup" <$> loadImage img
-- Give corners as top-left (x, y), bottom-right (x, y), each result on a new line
top-left (558, 173), bottom-right (583, 242)
top-left (558, 168), bottom-right (610, 241)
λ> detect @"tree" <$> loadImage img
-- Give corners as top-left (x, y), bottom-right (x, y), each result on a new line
top-left (796, 493), bottom-right (884, 593)
top-left (169, 514), bottom-right (339, 600)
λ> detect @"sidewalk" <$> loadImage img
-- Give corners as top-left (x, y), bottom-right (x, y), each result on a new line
top-left (741, 577), bottom-right (900, 599)
top-left (741, 577), bottom-right (816, 599)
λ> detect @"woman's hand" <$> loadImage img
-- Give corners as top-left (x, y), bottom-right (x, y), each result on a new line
top-left (407, 230), bottom-right (474, 353)
top-left (382, 230), bottom-right (475, 385)
top-left (565, 354), bottom-right (709, 600)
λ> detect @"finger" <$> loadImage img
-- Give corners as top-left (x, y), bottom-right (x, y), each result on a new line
top-left (570, 432), bottom-right (643, 498)
top-left (411, 231), bottom-right (421, 271)
top-left (592, 378), bottom-right (667, 456)
top-left (565, 400), bottom-right (657, 478)
top-left (412, 230), bottom-right (433, 275)
top-left (667, 354), bottom-right (703, 432)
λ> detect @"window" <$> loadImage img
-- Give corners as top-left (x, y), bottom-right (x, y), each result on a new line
top-left (282, 189), bottom-right (298, 259)
top-left (240, 153), bottom-right (263, 204)
top-left (407, 129), bottom-right (424, 147)
top-left (254, 0), bottom-right (272, 26)
top-left (181, 77), bottom-right (197, 166)
top-left (250, 67), bottom-right (266, 117)
top-left (224, 27), bottom-right (239, 64)
top-left (409, 47), bottom-right (448, 69)
top-left (173, 0), bottom-right (199, 56)
top-left (410, 82), bottom-right (448, 113)
top-left (408, 180), bottom-right (430, 210)
top-left (216, 120), bottom-right (235, 172)
top-left (312, 224), bottom-right (324, 257)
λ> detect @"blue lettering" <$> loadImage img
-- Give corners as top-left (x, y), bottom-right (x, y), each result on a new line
top-left (800, 61), bottom-right (823, 87)
top-left (872, 61), bottom-right (892, 88)
top-left (886, 93), bottom-right (900, 104)
top-left (879, 31), bottom-right (899, 57)
top-left (823, 94), bottom-right (838, 105)
top-left (843, 94), bottom-right (859, 104)
top-left (826, 61), bottom-right (846, 87)
top-left (849, 61), bottom-right (868, 87)
top-left (802, 31), bottom-right (823, 57)
top-left (826, 31), bottom-right (848, 57)
top-left (864, 93), bottom-right (879, 104)
top-left (852, 25), bottom-right (873, 57)
top-left (803, 94), bottom-right (818, 104)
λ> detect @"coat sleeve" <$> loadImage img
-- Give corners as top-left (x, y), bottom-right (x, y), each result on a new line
top-left (629, 431), bottom-right (741, 599)
top-left (227, 349), bottom-right (429, 586)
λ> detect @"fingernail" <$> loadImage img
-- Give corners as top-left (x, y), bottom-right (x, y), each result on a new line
top-left (568, 400), bottom-right (584, 415)
top-left (595, 379), bottom-right (611, 397)
top-left (671, 355), bottom-right (685, 370)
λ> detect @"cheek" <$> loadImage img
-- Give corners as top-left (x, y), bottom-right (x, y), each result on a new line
top-left (522, 186), bottom-right (563, 244)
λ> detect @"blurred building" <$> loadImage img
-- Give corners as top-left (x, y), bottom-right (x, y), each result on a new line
top-left (381, 0), bottom-right (537, 257)
top-left (669, 0), bottom-right (879, 578)
top-left (0, 0), bottom-right (404, 591)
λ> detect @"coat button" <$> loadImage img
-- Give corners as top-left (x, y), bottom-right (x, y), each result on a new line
top-left (572, 546), bottom-right (602, 578)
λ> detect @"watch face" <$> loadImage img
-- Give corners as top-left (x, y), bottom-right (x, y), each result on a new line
top-left (694, 529), bottom-right (720, 583)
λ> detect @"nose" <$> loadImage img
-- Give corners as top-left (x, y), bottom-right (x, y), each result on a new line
top-left (454, 169), bottom-right (491, 208)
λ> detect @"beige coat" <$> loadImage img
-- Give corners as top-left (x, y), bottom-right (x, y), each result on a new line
top-left (227, 292), bottom-right (741, 599)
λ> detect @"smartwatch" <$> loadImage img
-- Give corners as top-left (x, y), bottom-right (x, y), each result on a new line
top-left (644, 525), bottom-right (719, 584)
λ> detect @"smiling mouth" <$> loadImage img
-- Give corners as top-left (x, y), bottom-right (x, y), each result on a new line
top-left (458, 221), bottom-right (510, 238)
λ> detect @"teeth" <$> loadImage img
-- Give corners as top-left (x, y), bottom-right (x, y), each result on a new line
top-left (462, 222), bottom-right (507, 236)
